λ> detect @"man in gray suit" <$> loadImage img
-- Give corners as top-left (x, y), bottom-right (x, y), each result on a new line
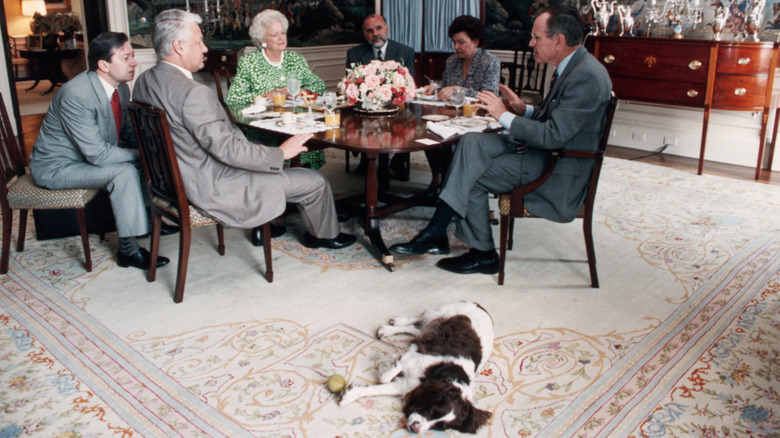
top-left (391, 6), bottom-right (612, 275)
top-left (133, 9), bottom-right (356, 250)
top-left (29, 32), bottom-right (171, 270)
top-left (347, 14), bottom-right (415, 181)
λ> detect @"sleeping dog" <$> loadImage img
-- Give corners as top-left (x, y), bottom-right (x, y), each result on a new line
top-left (338, 301), bottom-right (493, 434)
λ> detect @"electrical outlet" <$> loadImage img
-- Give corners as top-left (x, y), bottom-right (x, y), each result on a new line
top-left (663, 136), bottom-right (678, 146)
top-left (632, 131), bottom-right (646, 141)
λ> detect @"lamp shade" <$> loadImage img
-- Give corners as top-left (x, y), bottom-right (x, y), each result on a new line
top-left (21, 0), bottom-right (47, 17)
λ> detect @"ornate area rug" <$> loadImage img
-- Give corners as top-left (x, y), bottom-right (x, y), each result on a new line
top-left (2, 154), bottom-right (780, 437)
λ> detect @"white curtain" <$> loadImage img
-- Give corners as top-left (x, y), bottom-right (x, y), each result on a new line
top-left (383, 0), bottom-right (423, 52)
top-left (424, 0), bottom-right (480, 52)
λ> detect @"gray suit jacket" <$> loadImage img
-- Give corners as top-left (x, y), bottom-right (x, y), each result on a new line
top-left (346, 40), bottom-right (415, 76)
top-left (30, 70), bottom-right (137, 187)
top-left (132, 62), bottom-right (287, 229)
top-left (509, 46), bottom-right (612, 222)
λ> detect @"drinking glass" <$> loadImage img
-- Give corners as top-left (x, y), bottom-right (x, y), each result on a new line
top-left (323, 91), bottom-right (337, 112)
top-left (429, 80), bottom-right (440, 97)
top-left (287, 77), bottom-right (301, 105)
top-left (450, 87), bottom-right (465, 116)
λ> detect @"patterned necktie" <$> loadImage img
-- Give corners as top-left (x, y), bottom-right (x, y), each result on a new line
top-left (111, 89), bottom-right (122, 138)
top-left (376, 50), bottom-right (384, 61)
top-left (549, 70), bottom-right (559, 91)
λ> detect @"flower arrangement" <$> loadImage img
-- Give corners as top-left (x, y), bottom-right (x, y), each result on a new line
top-left (31, 12), bottom-right (82, 37)
top-left (338, 60), bottom-right (416, 112)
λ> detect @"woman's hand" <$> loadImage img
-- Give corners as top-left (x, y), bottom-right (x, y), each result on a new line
top-left (278, 133), bottom-right (312, 160)
top-left (437, 85), bottom-right (456, 101)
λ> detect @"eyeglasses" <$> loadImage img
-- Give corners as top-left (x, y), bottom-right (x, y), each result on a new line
top-left (530, 33), bottom-right (549, 42)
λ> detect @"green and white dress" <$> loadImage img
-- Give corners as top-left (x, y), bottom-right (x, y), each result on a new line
top-left (226, 49), bottom-right (327, 168)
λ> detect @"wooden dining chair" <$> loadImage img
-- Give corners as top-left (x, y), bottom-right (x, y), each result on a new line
top-left (128, 102), bottom-right (274, 303)
top-left (0, 92), bottom-right (98, 273)
top-left (500, 46), bottom-right (548, 106)
top-left (204, 49), bottom-right (239, 106)
top-left (497, 93), bottom-right (618, 287)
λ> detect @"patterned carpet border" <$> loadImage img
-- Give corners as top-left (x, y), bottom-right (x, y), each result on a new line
top-left (544, 229), bottom-right (780, 437)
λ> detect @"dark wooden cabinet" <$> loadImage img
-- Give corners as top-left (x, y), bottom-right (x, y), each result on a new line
top-left (586, 36), bottom-right (779, 179)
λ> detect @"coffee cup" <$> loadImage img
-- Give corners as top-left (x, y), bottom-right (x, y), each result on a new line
top-left (254, 95), bottom-right (267, 107)
top-left (281, 112), bottom-right (296, 126)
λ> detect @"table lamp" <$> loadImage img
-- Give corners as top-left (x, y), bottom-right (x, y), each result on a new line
top-left (21, 0), bottom-right (47, 16)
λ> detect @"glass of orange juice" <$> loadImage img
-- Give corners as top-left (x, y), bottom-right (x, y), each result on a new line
top-left (325, 110), bottom-right (341, 127)
top-left (463, 101), bottom-right (477, 117)
top-left (272, 90), bottom-right (286, 106)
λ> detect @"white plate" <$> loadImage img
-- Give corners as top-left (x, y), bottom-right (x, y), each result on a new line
top-left (450, 117), bottom-right (489, 128)
top-left (420, 95), bottom-right (439, 101)
top-left (422, 114), bottom-right (450, 122)
top-left (263, 111), bottom-right (282, 118)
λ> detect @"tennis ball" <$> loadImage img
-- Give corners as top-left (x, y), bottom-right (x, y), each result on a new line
top-left (327, 374), bottom-right (346, 393)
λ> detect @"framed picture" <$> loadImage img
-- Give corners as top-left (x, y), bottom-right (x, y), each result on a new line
top-left (45, 0), bottom-right (71, 13)
top-left (127, 0), bottom-right (375, 50)
top-left (28, 34), bottom-right (42, 49)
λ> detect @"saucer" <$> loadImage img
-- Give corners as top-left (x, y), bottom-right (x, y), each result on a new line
top-left (421, 114), bottom-right (450, 122)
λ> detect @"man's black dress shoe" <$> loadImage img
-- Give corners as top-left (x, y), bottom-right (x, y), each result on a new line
top-left (250, 223), bottom-right (287, 247)
top-left (117, 248), bottom-right (170, 270)
top-left (303, 232), bottom-right (357, 249)
top-left (159, 222), bottom-right (180, 236)
top-left (436, 249), bottom-right (499, 274)
top-left (389, 231), bottom-right (450, 255)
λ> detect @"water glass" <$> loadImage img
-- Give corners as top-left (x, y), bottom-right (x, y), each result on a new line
top-left (450, 87), bottom-right (465, 115)
top-left (323, 91), bottom-right (337, 112)
top-left (287, 78), bottom-right (301, 104)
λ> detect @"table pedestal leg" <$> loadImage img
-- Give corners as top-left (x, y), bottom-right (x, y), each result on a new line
top-left (364, 154), bottom-right (394, 271)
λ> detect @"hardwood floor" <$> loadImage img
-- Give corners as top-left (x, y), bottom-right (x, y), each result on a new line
top-left (19, 114), bottom-right (780, 186)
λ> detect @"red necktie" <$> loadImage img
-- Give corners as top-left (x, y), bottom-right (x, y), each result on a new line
top-left (111, 89), bottom-right (122, 138)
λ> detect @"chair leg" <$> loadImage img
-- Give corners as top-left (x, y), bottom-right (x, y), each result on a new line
top-left (216, 224), bottom-right (226, 255)
top-left (75, 208), bottom-right (92, 272)
top-left (507, 217), bottom-right (515, 251)
top-left (261, 222), bottom-right (273, 283)
top-left (498, 215), bottom-right (510, 285)
top-left (345, 151), bottom-right (350, 173)
top-left (174, 223), bottom-right (192, 303)
top-left (583, 215), bottom-right (599, 288)
top-left (148, 214), bottom-right (162, 283)
top-left (1, 207), bottom-right (13, 274)
top-left (16, 209), bottom-right (28, 252)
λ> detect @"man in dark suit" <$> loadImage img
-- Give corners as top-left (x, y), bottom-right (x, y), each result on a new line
top-left (347, 14), bottom-right (415, 181)
top-left (29, 32), bottom-right (172, 270)
top-left (391, 6), bottom-right (612, 275)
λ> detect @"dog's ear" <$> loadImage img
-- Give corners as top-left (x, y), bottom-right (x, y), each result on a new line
top-left (453, 402), bottom-right (492, 434)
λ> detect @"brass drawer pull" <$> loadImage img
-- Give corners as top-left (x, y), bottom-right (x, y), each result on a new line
top-left (687, 89), bottom-right (699, 97)
top-left (604, 54), bottom-right (615, 64)
top-left (738, 57), bottom-right (750, 65)
top-left (688, 60), bottom-right (702, 70)
top-left (220, 55), bottom-right (227, 62)
top-left (734, 88), bottom-right (747, 95)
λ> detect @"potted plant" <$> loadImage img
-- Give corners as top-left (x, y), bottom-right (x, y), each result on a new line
top-left (30, 12), bottom-right (82, 50)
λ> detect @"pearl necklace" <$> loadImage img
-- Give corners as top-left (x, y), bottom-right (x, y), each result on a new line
top-left (263, 49), bottom-right (284, 68)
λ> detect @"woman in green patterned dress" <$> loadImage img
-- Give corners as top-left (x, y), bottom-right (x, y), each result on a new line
top-left (226, 9), bottom-right (326, 168)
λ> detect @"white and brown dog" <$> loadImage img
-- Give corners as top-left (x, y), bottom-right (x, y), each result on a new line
top-left (339, 301), bottom-right (493, 434)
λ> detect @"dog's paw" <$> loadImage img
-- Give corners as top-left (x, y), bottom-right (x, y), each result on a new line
top-left (376, 325), bottom-right (390, 339)
top-left (337, 384), bottom-right (357, 406)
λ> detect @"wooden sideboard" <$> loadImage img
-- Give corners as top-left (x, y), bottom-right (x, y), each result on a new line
top-left (586, 36), bottom-right (779, 179)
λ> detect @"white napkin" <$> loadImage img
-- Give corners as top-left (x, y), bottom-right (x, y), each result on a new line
top-left (249, 118), bottom-right (331, 135)
top-left (241, 104), bottom-right (267, 115)
top-left (426, 117), bottom-right (501, 140)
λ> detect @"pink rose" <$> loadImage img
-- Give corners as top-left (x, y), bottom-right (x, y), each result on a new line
top-left (364, 74), bottom-right (381, 90)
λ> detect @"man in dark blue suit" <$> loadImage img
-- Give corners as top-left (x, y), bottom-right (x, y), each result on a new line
top-left (347, 14), bottom-right (415, 180)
